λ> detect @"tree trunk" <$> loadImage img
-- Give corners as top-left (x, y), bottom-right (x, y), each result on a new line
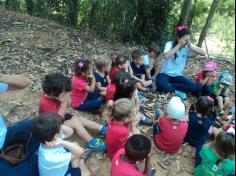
top-left (68, 0), bottom-right (80, 26)
top-left (179, 0), bottom-right (193, 25)
top-left (25, 0), bottom-right (34, 15)
top-left (5, 0), bottom-right (10, 9)
top-left (197, 0), bottom-right (219, 47)
top-left (188, 0), bottom-right (198, 29)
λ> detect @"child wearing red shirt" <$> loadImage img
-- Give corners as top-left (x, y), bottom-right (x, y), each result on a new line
top-left (153, 97), bottom-right (188, 153)
top-left (106, 98), bottom-right (140, 160)
top-left (110, 54), bottom-right (129, 80)
top-left (111, 135), bottom-right (156, 176)
top-left (71, 57), bottom-right (103, 112)
top-left (39, 73), bottom-right (106, 152)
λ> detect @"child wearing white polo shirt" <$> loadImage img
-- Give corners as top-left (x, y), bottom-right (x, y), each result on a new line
top-left (33, 112), bottom-right (90, 176)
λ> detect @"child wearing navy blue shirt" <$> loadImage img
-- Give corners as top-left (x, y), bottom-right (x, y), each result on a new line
top-left (93, 55), bottom-right (111, 97)
top-left (185, 96), bottom-right (216, 167)
top-left (130, 49), bottom-right (152, 91)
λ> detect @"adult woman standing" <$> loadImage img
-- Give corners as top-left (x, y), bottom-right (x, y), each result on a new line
top-left (156, 25), bottom-right (206, 100)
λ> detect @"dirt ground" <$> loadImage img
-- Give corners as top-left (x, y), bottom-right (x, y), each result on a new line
top-left (0, 10), bottom-right (235, 176)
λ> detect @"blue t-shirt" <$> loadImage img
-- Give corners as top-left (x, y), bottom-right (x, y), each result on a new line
top-left (0, 83), bottom-right (9, 149)
top-left (130, 62), bottom-right (146, 79)
top-left (186, 112), bottom-right (213, 146)
top-left (161, 41), bottom-right (190, 77)
top-left (94, 72), bottom-right (109, 87)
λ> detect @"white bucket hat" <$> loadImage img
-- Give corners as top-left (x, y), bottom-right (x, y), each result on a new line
top-left (167, 97), bottom-right (185, 120)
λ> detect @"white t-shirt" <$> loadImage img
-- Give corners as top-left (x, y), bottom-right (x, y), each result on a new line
top-left (0, 83), bottom-right (8, 149)
top-left (38, 144), bottom-right (72, 176)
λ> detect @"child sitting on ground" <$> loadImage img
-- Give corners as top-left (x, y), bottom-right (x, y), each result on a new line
top-left (39, 73), bottom-right (106, 152)
top-left (212, 71), bottom-right (234, 114)
top-left (110, 54), bottom-right (129, 80)
top-left (71, 57), bottom-right (104, 112)
top-left (32, 113), bottom-right (90, 176)
top-left (195, 131), bottom-right (235, 176)
top-left (153, 97), bottom-right (188, 153)
top-left (111, 134), bottom-right (156, 176)
top-left (106, 98), bottom-right (140, 160)
top-left (130, 49), bottom-right (153, 92)
top-left (113, 76), bottom-right (153, 126)
top-left (144, 42), bottom-right (161, 92)
top-left (196, 61), bottom-right (218, 96)
top-left (185, 96), bottom-right (216, 166)
top-left (93, 55), bottom-right (111, 97)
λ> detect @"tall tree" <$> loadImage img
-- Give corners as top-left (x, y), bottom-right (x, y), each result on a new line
top-left (68, 0), bottom-right (80, 26)
top-left (179, 0), bottom-right (193, 25)
top-left (198, 0), bottom-right (219, 47)
top-left (25, 0), bottom-right (34, 15)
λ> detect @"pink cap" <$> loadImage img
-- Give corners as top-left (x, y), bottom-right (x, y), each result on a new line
top-left (203, 61), bottom-right (217, 71)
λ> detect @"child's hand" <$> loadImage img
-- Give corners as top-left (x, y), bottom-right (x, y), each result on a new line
top-left (219, 83), bottom-right (225, 89)
top-left (45, 137), bottom-right (63, 148)
top-left (59, 92), bottom-right (69, 104)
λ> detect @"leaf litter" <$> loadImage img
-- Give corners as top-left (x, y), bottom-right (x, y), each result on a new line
top-left (0, 10), bottom-right (235, 176)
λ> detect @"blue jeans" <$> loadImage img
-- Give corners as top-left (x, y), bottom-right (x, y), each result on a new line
top-left (4, 119), bottom-right (40, 156)
top-left (0, 153), bottom-right (39, 176)
top-left (0, 119), bottom-right (40, 176)
top-left (156, 73), bottom-right (197, 93)
top-left (196, 82), bottom-right (213, 97)
top-left (76, 91), bottom-right (103, 112)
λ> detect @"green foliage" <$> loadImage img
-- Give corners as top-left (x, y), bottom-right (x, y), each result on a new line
top-left (0, 0), bottom-right (234, 56)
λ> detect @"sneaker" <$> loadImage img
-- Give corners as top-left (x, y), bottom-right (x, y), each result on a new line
top-left (137, 91), bottom-right (145, 101)
top-left (99, 125), bottom-right (107, 138)
top-left (144, 87), bottom-right (154, 93)
top-left (175, 90), bottom-right (187, 100)
top-left (140, 104), bottom-right (145, 112)
top-left (155, 108), bottom-right (163, 120)
top-left (151, 168), bottom-right (157, 176)
top-left (139, 114), bottom-right (153, 126)
top-left (86, 138), bottom-right (106, 152)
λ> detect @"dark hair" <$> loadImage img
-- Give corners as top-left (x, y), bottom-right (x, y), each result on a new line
top-left (148, 42), bottom-right (161, 56)
top-left (132, 49), bottom-right (145, 60)
top-left (215, 132), bottom-right (235, 161)
top-left (125, 134), bottom-right (151, 162)
top-left (42, 73), bottom-right (72, 97)
top-left (112, 54), bottom-right (129, 68)
top-left (114, 77), bottom-right (138, 101)
top-left (32, 113), bottom-right (62, 143)
top-left (195, 96), bottom-right (216, 118)
top-left (74, 57), bottom-right (91, 76)
top-left (112, 71), bottom-right (131, 86)
top-left (173, 24), bottom-right (190, 59)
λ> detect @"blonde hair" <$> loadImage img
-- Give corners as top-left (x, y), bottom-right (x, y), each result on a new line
top-left (93, 55), bottom-right (111, 72)
top-left (112, 98), bottom-right (135, 121)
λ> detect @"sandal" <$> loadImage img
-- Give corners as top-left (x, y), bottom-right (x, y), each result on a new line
top-left (80, 149), bottom-right (93, 161)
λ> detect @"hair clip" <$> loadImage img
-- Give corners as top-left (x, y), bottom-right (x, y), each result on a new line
top-left (78, 62), bottom-right (84, 68)
top-left (124, 79), bottom-right (129, 84)
top-left (176, 25), bottom-right (187, 31)
top-left (207, 96), bottom-right (214, 102)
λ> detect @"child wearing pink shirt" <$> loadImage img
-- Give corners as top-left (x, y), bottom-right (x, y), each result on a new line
top-left (106, 98), bottom-right (140, 160)
top-left (71, 57), bottom-right (103, 112)
top-left (153, 97), bottom-right (188, 153)
top-left (111, 135), bottom-right (156, 176)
